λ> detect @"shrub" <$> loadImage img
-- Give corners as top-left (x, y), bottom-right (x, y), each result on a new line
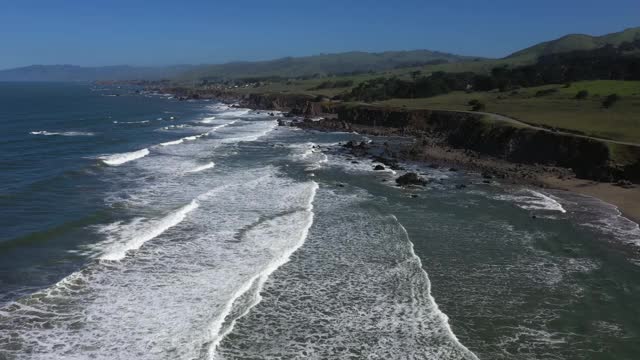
top-left (471, 102), bottom-right (486, 111)
top-left (575, 90), bottom-right (589, 99)
top-left (602, 94), bottom-right (621, 108)
top-left (535, 88), bottom-right (558, 97)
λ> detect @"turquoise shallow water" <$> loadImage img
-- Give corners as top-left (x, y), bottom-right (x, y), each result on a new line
top-left (0, 83), bottom-right (638, 359)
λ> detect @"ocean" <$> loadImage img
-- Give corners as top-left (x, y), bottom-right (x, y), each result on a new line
top-left (0, 82), bottom-right (639, 360)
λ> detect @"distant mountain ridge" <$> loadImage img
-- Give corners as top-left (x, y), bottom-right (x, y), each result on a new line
top-left (506, 26), bottom-right (640, 61)
top-left (0, 50), bottom-right (474, 82)
top-left (2, 27), bottom-right (639, 82)
top-left (179, 50), bottom-right (476, 80)
top-left (0, 64), bottom-right (197, 82)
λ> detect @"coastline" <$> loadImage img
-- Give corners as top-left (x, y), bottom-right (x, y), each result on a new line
top-left (288, 117), bottom-right (640, 227)
top-left (156, 87), bottom-right (640, 225)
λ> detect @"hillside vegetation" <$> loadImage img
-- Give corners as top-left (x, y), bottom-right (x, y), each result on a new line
top-left (507, 26), bottom-right (640, 62)
top-left (372, 80), bottom-right (640, 144)
top-left (178, 50), bottom-right (476, 81)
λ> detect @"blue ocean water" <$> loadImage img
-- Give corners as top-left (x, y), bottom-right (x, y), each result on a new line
top-left (0, 82), bottom-right (639, 360)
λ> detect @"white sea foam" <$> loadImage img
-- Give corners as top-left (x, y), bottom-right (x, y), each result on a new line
top-left (113, 120), bottom-right (150, 124)
top-left (98, 200), bottom-right (199, 261)
top-left (160, 139), bottom-right (184, 146)
top-left (0, 168), bottom-right (321, 359)
top-left (30, 130), bottom-right (95, 136)
top-left (208, 120), bottom-right (237, 134)
top-left (394, 216), bottom-right (480, 360)
top-left (207, 182), bottom-right (318, 358)
top-left (216, 109), bottom-right (250, 118)
top-left (185, 162), bottom-right (215, 174)
top-left (99, 148), bottom-right (150, 166)
top-left (495, 189), bottom-right (566, 213)
top-left (288, 142), bottom-right (329, 170)
top-left (216, 120), bottom-right (277, 143)
top-left (214, 188), bottom-right (478, 359)
top-left (200, 116), bottom-right (217, 124)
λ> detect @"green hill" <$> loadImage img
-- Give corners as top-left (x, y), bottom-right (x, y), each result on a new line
top-left (506, 26), bottom-right (640, 62)
top-left (179, 50), bottom-right (477, 81)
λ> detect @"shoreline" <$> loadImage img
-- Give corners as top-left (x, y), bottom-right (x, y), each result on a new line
top-left (286, 118), bottom-right (640, 226)
top-left (154, 87), bottom-right (640, 223)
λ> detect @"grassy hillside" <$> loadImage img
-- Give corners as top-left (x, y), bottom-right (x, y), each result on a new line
top-left (373, 80), bottom-right (640, 144)
top-left (184, 26), bottom-right (640, 84)
top-left (179, 50), bottom-right (477, 80)
top-left (506, 26), bottom-right (640, 62)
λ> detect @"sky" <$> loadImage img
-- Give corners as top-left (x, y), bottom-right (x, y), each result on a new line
top-left (0, 0), bottom-right (638, 69)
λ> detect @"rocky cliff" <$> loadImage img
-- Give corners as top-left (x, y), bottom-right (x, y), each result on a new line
top-left (172, 90), bottom-right (640, 182)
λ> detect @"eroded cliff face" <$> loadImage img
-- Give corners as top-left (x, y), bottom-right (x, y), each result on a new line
top-left (184, 91), bottom-right (640, 182)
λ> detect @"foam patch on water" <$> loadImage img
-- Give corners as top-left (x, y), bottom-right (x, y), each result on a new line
top-left (199, 116), bottom-right (217, 124)
top-left (30, 130), bottom-right (95, 136)
top-left (113, 120), bottom-right (150, 124)
top-left (495, 189), bottom-right (567, 213)
top-left (99, 148), bottom-right (150, 166)
top-left (185, 162), bottom-right (215, 174)
top-left (288, 142), bottom-right (328, 170)
top-left (214, 120), bottom-right (278, 143)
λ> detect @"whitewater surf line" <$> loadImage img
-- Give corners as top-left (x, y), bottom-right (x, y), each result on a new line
top-left (185, 162), bottom-right (215, 174)
top-left (207, 181), bottom-right (319, 359)
top-left (99, 199), bottom-right (199, 261)
top-left (159, 121), bottom-right (237, 147)
top-left (30, 131), bottom-right (95, 136)
top-left (393, 215), bottom-right (480, 360)
top-left (100, 148), bottom-right (150, 166)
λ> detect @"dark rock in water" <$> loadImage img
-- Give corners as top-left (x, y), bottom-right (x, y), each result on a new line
top-left (374, 165), bottom-right (385, 171)
top-left (482, 171), bottom-right (493, 179)
top-left (269, 112), bottom-right (275, 116)
top-left (344, 140), bottom-right (356, 148)
top-left (337, 183), bottom-right (346, 187)
top-left (396, 172), bottom-right (428, 186)
top-left (482, 179), bottom-right (492, 184)
top-left (532, 215), bottom-right (537, 219)
top-left (351, 161), bottom-right (359, 164)
top-left (381, 179), bottom-right (387, 182)
top-left (373, 156), bottom-right (403, 171)
top-left (455, 184), bottom-right (467, 189)
top-left (428, 164), bottom-right (439, 169)
top-left (449, 168), bottom-right (459, 172)
top-left (410, 194), bottom-right (419, 198)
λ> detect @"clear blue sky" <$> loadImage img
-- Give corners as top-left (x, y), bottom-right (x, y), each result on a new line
top-left (1, 0), bottom-right (638, 69)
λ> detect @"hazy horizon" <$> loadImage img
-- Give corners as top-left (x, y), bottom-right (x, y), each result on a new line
top-left (1, 0), bottom-right (638, 70)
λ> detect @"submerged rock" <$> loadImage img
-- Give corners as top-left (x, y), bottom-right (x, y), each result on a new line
top-left (374, 165), bottom-right (385, 171)
top-left (395, 172), bottom-right (428, 186)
